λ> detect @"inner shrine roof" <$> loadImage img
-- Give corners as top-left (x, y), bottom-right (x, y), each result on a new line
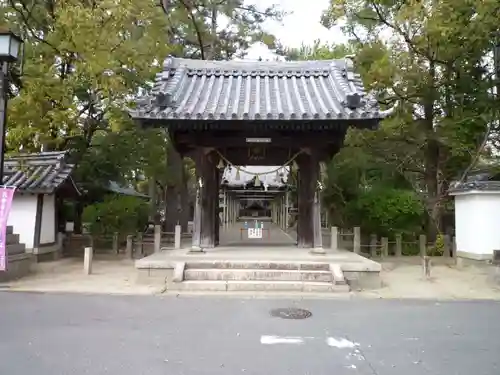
top-left (130, 57), bottom-right (395, 123)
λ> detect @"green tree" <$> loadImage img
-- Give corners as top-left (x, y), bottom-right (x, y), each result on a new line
top-left (2, 0), bottom-right (171, 231)
top-left (321, 0), bottom-right (500, 239)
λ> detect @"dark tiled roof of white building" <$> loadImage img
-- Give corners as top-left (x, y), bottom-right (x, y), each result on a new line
top-left (130, 57), bottom-right (396, 122)
top-left (3, 151), bottom-right (78, 194)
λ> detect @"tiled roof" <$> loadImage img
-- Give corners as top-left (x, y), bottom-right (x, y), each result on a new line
top-left (222, 166), bottom-right (289, 187)
top-left (449, 180), bottom-right (500, 194)
top-left (130, 57), bottom-right (396, 121)
top-left (107, 181), bottom-right (150, 199)
top-left (3, 151), bottom-right (78, 194)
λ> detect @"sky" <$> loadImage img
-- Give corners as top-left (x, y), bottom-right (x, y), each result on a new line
top-left (244, 0), bottom-right (347, 60)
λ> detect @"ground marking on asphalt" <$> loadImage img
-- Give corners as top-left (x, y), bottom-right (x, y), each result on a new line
top-left (326, 337), bottom-right (359, 348)
top-left (260, 335), bottom-right (305, 345)
top-left (260, 335), bottom-right (360, 349)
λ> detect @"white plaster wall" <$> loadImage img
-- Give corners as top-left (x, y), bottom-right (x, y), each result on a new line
top-left (454, 192), bottom-right (500, 257)
top-left (40, 194), bottom-right (55, 244)
top-left (7, 194), bottom-right (37, 249)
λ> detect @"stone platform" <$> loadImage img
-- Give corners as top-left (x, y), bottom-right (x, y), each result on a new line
top-left (135, 221), bottom-right (381, 292)
top-left (0, 226), bottom-right (32, 282)
top-left (135, 223), bottom-right (381, 293)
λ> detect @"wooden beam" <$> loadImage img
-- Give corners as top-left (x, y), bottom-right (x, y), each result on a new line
top-left (174, 132), bottom-right (345, 149)
top-left (139, 118), bottom-right (379, 132)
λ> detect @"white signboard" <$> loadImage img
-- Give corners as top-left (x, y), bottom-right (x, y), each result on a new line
top-left (248, 228), bottom-right (263, 239)
top-left (246, 138), bottom-right (271, 143)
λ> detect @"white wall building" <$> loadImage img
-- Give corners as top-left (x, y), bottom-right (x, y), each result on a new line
top-left (4, 151), bottom-right (79, 258)
top-left (450, 180), bottom-right (500, 261)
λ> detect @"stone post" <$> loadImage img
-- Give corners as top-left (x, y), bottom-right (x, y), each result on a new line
top-left (330, 226), bottom-right (338, 250)
top-left (174, 224), bottom-right (182, 249)
top-left (370, 234), bottom-right (378, 258)
top-left (154, 225), bottom-right (161, 253)
top-left (423, 256), bottom-right (431, 279)
top-left (419, 234), bottom-right (427, 257)
top-left (84, 246), bottom-right (93, 275)
top-left (126, 235), bottom-right (133, 259)
top-left (443, 234), bottom-right (451, 257)
top-left (381, 237), bottom-right (389, 258)
top-left (54, 232), bottom-right (64, 260)
top-left (135, 232), bottom-right (143, 256)
top-left (395, 234), bottom-right (402, 257)
top-left (112, 232), bottom-right (119, 254)
top-left (452, 236), bottom-right (457, 258)
top-left (353, 227), bottom-right (361, 254)
top-left (134, 232), bottom-right (144, 256)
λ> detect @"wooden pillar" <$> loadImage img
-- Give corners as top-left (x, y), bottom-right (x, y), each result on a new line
top-left (222, 190), bottom-right (227, 228)
top-left (195, 149), bottom-right (216, 249)
top-left (297, 152), bottom-right (322, 251)
top-left (282, 196), bottom-right (285, 229)
top-left (297, 154), bottom-right (313, 248)
top-left (214, 168), bottom-right (221, 246)
top-left (235, 198), bottom-right (239, 222)
top-left (276, 200), bottom-right (279, 225)
top-left (277, 198), bottom-right (280, 227)
top-left (285, 191), bottom-right (289, 230)
top-left (230, 196), bottom-right (233, 224)
top-left (278, 197), bottom-right (283, 228)
top-left (191, 177), bottom-right (202, 252)
top-left (311, 151), bottom-right (323, 252)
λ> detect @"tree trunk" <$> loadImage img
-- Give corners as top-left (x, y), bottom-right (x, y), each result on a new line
top-left (422, 61), bottom-right (443, 242)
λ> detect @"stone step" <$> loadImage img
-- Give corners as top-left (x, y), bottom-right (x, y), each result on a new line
top-left (7, 233), bottom-right (20, 245)
top-left (184, 261), bottom-right (330, 271)
top-left (170, 280), bottom-right (349, 293)
top-left (184, 268), bottom-right (333, 282)
top-left (7, 243), bottom-right (26, 256)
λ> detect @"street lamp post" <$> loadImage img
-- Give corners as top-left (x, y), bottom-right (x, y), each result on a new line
top-left (0, 30), bottom-right (23, 180)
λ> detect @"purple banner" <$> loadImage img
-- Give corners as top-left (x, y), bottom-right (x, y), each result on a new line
top-left (0, 187), bottom-right (15, 271)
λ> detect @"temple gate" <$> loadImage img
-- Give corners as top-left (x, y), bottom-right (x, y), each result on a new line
top-left (129, 57), bottom-right (394, 252)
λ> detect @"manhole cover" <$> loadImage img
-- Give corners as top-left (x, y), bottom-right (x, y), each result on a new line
top-left (270, 307), bottom-right (312, 320)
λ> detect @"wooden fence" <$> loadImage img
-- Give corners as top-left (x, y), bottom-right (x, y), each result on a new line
top-left (63, 225), bottom-right (191, 258)
top-left (323, 226), bottom-right (456, 258)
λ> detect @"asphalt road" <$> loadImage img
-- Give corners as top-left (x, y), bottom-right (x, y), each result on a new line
top-left (0, 292), bottom-right (499, 375)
